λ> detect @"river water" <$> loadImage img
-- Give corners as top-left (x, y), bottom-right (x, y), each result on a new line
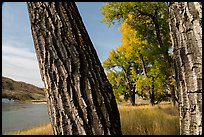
top-left (2, 98), bottom-right (50, 134)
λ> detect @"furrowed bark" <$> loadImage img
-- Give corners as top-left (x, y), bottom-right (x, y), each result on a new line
top-left (169, 2), bottom-right (202, 135)
top-left (27, 2), bottom-right (122, 135)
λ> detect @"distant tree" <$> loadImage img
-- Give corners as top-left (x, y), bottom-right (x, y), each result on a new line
top-left (100, 2), bottom-right (177, 106)
top-left (169, 2), bottom-right (202, 135)
top-left (106, 69), bottom-right (131, 102)
top-left (104, 21), bottom-right (171, 106)
top-left (27, 2), bottom-right (122, 135)
top-left (103, 46), bottom-right (138, 106)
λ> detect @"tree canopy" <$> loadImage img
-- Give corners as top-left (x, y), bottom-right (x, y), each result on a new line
top-left (101, 2), bottom-right (176, 105)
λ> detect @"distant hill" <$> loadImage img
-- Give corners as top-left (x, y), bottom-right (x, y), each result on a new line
top-left (2, 76), bottom-right (46, 101)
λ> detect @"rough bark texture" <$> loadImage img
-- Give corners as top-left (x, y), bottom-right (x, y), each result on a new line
top-left (169, 2), bottom-right (202, 135)
top-left (27, 2), bottom-right (122, 135)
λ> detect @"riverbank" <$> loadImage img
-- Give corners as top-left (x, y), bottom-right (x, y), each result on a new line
top-left (5, 103), bottom-right (179, 135)
top-left (2, 98), bottom-right (47, 104)
top-left (2, 76), bottom-right (46, 102)
top-left (15, 99), bottom-right (47, 103)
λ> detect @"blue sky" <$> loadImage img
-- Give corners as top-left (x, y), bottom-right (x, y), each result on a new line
top-left (2, 2), bottom-right (122, 88)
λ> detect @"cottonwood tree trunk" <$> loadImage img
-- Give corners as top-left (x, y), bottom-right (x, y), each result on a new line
top-left (27, 2), bottom-right (122, 135)
top-left (169, 2), bottom-right (202, 135)
top-left (139, 52), bottom-right (154, 105)
top-left (124, 72), bottom-right (135, 106)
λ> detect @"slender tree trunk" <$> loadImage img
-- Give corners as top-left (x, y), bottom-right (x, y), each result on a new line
top-left (169, 2), bottom-right (202, 135)
top-left (138, 51), bottom-right (147, 78)
top-left (27, 2), bottom-right (122, 135)
top-left (139, 51), bottom-right (153, 105)
top-left (126, 75), bottom-right (135, 106)
top-left (122, 67), bottom-right (135, 106)
top-left (170, 85), bottom-right (176, 106)
top-left (130, 85), bottom-right (136, 106)
top-left (129, 86), bottom-right (135, 106)
top-left (150, 77), bottom-right (155, 106)
top-left (152, 12), bottom-right (177, 106)
top-left (136, 8), bottom-right (177, 106)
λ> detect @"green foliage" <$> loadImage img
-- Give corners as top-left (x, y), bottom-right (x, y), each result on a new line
top-left (103, 44), bottom-right (140, 102)
top-left (100, 2), bottom-right (171, 54)
top-left (106, 70), bottom-right (129, 102)
top-left (101, 2), bottom-right (175, 104)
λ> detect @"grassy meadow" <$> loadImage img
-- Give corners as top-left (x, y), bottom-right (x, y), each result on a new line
top-left (5, 103), bottom-right (179, 135)
top-left (119, 103), bottom-right (179, 135)
top-left (4, 123), bottom-right (53, 135)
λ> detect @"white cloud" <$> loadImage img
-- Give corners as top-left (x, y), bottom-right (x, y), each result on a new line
top-left (2, 44), bottom-right (44, 88)
top-left (2, 45), bottom-right (36, 59)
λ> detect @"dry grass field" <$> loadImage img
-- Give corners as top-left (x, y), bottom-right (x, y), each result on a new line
top-left (4, 123), bottom-right (53, 135)
top-left (5, 103), bottom-right (179, 135)
top-left (119, 103), bottom-right (179, 135)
